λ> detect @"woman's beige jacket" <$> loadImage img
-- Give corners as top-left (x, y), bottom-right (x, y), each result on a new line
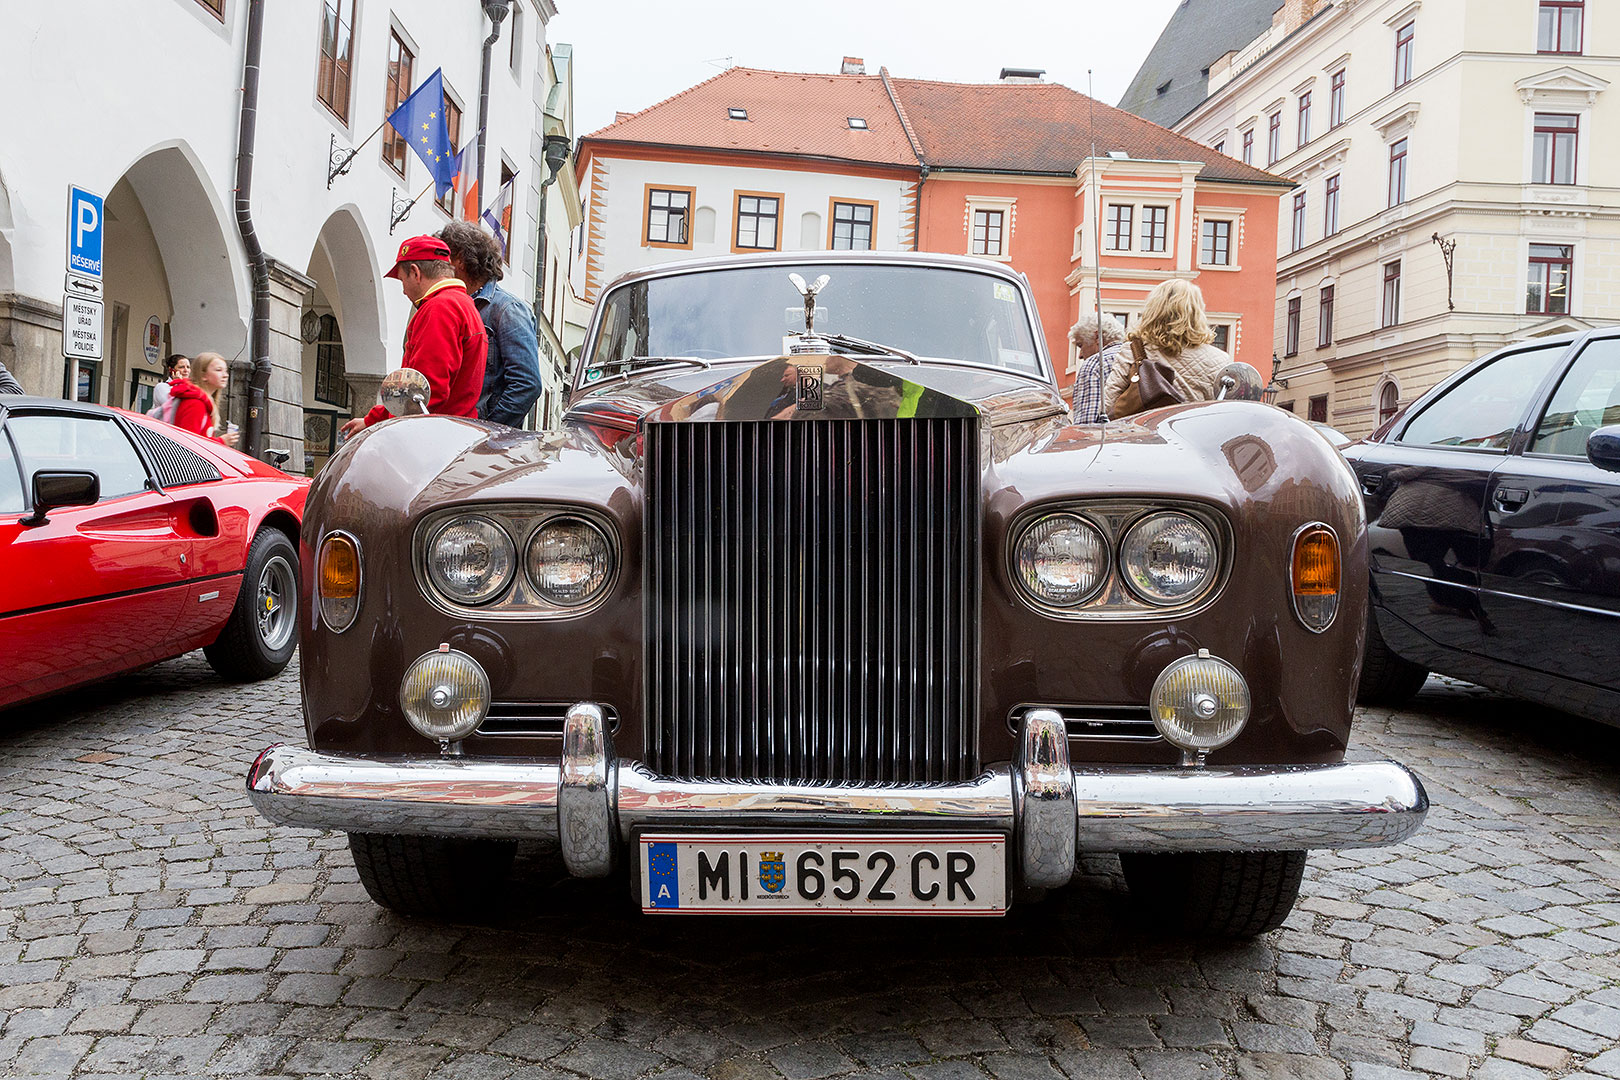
top-left (1103, 342), bottom-right (1234, 418)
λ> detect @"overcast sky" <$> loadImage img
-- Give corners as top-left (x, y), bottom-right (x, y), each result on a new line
top-left (550, 1), bottom-right (1184, 140)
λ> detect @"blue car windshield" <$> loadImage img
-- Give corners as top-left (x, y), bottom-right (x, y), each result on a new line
top-left (585, 264), bottom-right (1042, 380)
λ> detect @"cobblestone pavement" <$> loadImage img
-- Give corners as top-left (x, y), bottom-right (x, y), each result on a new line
top-left (3, 657), bottom-right (1619, 1080)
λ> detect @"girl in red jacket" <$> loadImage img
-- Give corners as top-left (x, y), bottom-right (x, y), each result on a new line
top-left (169, 353), bottom-right (240, 447)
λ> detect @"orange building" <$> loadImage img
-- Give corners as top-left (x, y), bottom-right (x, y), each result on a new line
top-left (577, 65), bottom-right (1292, 391)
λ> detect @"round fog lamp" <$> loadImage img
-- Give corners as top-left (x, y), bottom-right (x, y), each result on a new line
top-left (527, 517), bottom-right (614, 606)
top-left (400, 648), bottom-right (490, 742)
top-left (1149, 650), bottom-right (1250, 756)
top-left (1014, 513), bottom-right (1108, 607)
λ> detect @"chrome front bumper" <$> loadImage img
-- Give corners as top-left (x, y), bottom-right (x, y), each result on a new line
top-left (246, 706), bottom-right (1428, 886)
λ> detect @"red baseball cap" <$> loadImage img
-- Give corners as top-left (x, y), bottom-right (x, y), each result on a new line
top-left (384, 235), bottom-right (452, 279)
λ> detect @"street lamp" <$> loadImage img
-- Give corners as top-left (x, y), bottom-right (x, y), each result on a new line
top-left (1262, 351), bottom-right (1288, 404)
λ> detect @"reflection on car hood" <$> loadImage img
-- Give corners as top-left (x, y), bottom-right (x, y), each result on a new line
top-left (566, 354), bottom-right (1065, 430)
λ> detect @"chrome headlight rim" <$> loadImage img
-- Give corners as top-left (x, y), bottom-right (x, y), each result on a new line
top-left (424, 514), bottom-right (518, 606)
top-left (316, 529), bottom-right (363, 634)
top-left (1011, 511), bottom-right (1111, 609)
top-left (1118, 509), bottom-right (1220, 608)
top-left (525, 515), bottom-right (616, 608)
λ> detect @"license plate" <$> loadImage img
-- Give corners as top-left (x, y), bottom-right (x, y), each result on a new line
top-left (638, 833), bottom-right (1006, 915)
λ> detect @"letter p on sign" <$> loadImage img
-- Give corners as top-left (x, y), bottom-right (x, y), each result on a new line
top-left (67, 186), bottom-right (105, 279)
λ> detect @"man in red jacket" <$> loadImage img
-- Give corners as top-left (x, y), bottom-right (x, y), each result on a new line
top-left (341, 235), bottom-right (487, 437)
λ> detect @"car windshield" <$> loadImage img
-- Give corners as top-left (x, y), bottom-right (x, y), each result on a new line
top-left (583, 264), bottom-right (1043, 382)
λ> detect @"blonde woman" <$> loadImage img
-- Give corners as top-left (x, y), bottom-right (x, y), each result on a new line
top-left (1104, 279), bottom-right (1233, 418)
top-left (170, 352), bottom-right (239, 447)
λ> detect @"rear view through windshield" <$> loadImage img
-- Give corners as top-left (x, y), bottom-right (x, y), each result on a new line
top-left (585, 264), bottom-right (1042, 380)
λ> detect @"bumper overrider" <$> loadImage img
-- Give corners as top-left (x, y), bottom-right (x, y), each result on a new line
top-left (246, 707), bottom-right (1428, 887)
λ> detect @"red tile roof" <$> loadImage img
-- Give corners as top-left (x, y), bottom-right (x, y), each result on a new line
top-left (583, 67), bottom-right (1288, 187)
top-left (888, 77), bottom-right (1287, 185)
top-left (583, 67), bottom-right (920, 167)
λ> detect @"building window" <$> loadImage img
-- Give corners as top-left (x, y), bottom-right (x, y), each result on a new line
top-left (1214, 140), bottom-right (1226, 155)
top-left (1533, 113), bottom-right (1579, 185)
top-left (1211, 324), bottom-right (1231, 352)
top-left (314, 0), bottom-right (355, 122)
top-left (1106, 205), bottom-right (1133, 251)
top-left (971, 208), bottom-right (1005, 256)
top-left (313, 315), bottom-right (349, 408)
top-left (1267, 111), bottom-right (1282, 165)
top-left (1379, 381), bottom-right (1400, 425)
top-left (1324, 174), bottom-right (1341, 236)
top-left (1382, 261), bottom-right (1402, 327)
top-left (1285, 297), bottom-right (1301, 357)
top-left (831, 200), bottom-right (875, 250)
top-left (508, 1), bottom-right (523, 74)
top-left (1538, 1), bottom-right (1584, 54)
top-left (195, 0), bottom-right (225, 18)
top-left (381, 32), bottom-right (415, 178)
top-left (1200, 219), bottom-right (1231, 266)
top-left (1291, 192), bottom-right (1307, 252)
top-left (735, 193), bottom-right (780, 251)
top-left (1527, 243), bottom-right (1573, 314)
top-left (1298, 92), bottom-right (1312, 148)
top-left (1388, 138), bottom-right (1408, 207)
top-left (436, 93), bottom-right (464, 215)
top-left (1330, 69), bottom-right (1346, 128)
top-left (1141, 206), bottom-right (1169, 253)
top-left (645, 186), bottom-right (694, 247)
top-left (1242, 129), bottom-right (1254, 165)
top-left (1308, 395), bottom-right (1328, 423)
top-left (1318, 285), bottom-right (1335, 347)
top-left (1394, 22), bottom-right (1414, 89)
top-left (727, 107), bottom-right (748, 121)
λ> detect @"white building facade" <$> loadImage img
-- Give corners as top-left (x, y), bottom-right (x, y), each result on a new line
top-left (0, 0), bottom-right (578, 470)
top-left (1176, 0), bottom-right (1619, 436)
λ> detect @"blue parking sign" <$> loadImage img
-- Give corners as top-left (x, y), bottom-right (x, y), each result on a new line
top-left (68, 186), bottom-right (104, 279)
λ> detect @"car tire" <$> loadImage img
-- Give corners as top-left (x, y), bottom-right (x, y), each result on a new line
top-left (204, 528), bottom-right (300, 682)
top-left (1119, 850), bottom-right (1306, 938)
top-left (348, 833), bottom-right (517, 919)
top-left (1357, 607), bottom-right (1429, 705)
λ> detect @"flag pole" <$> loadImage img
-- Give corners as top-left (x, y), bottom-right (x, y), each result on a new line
top-left (389, 178), bottom-right (439, 234)
top-left (327, 117), bottom-right (393, 188)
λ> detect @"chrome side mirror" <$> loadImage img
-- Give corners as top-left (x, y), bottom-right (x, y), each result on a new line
top-left (380, 368), bottom-right (431, 417)
top-left (1215, 362), bottom-right (1264, 402)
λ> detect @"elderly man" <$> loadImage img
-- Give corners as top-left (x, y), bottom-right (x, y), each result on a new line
top-left (341, 235), bottom-right (487, 437)
top-left (439, 221), bottom-right (542, 428)
top-left (1069, 312), bottom-right (1126, 424)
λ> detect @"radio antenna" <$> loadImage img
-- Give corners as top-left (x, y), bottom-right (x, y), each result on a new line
top-left (1088, 69), bottom-right (1104, 353)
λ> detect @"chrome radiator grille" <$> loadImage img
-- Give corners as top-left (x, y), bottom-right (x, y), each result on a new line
top-left (645, 419), bottom-right (980, 783)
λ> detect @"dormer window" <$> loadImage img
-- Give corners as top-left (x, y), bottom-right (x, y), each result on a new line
top-left (847, 117), bottom-right (868, 129)
top-left (727, 107), bottom-right (748, 121)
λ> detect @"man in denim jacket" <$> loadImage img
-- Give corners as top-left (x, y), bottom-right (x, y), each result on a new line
top-left (439, 221), bottom-right (542, 427)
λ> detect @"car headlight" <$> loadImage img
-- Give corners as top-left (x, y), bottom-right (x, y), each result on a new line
top-left (400, 647), bottom-right (490, 742)
top-left (1150, 650), bottom-right (1250, 757)
top-left (1014, 513), bottom-right (1109, 607)
top-left (317, 531), bottom-right (361, 632)
top-left (527, 516), bottom-right (614, 606)
top-left (426, 515), bottom-right (516, 605)
top-left (1120, 512), bottom-right (1218, 605)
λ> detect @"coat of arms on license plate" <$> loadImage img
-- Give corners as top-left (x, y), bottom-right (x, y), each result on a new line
top-left (758, 851), bottom-right (786, 893)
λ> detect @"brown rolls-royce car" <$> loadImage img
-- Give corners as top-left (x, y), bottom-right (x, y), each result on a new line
top-left (247, 251), bottom-right (1427, 936)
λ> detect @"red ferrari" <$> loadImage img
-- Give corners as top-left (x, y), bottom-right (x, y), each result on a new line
top-left (1, 395), bottom-right (309, 709)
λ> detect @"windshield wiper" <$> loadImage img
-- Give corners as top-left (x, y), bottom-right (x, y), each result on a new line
top-left (820, 333), bottom-right (921, 365)
top-left (591, 356), bottom-right (713, 377)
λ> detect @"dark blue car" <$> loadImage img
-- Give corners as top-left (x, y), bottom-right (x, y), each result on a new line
top-left (1343, 327), bottom-right (1620, 725)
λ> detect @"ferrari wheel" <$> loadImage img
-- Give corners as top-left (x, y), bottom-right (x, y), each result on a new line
top-left (1121, 850), bottom-right (1306, 938)
top-left (205, 528), bottom-right (299, 682)
top-left (348, 832), bottom-right (516, 919)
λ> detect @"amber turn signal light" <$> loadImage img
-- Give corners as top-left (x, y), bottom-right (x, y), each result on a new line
top-left (317, 532), bottom-right (362, 632)
top-left (1291, 525), bottom-right (1340, 632)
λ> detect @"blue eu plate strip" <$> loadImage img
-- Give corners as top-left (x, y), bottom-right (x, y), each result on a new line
top-left (646, 843), bottom-right (680, 909)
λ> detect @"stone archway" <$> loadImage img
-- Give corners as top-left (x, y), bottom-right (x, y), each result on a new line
top-left (301, 206), bottom-right (387, 470)
top-left (96, 142), bottom-right (246, 411)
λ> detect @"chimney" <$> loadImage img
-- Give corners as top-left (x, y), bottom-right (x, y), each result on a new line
top-left (841, 56), bottom-right (866, 75)
top-left (999, 67), bottom-right (1046, 83)
top-left (614, 111), bottom-right (634, 123)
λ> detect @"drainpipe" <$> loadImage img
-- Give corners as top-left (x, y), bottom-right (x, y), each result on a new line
top-left (476, 2), bottom-right (511, 213)
top-left (235, 0), bottom-right (271, 457)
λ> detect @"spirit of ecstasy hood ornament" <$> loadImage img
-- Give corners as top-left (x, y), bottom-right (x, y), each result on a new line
top-left (787, 273), bottom-right (830, 335)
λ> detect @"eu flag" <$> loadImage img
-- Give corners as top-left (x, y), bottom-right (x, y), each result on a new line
top-left (646, 843), bottom-right (680, 909)
top-left (386, 67), bottom-right (455, 197)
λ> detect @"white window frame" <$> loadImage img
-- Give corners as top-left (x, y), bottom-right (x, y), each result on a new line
top-left (1103, 198), bottom-right (1180, 260)
top-left (964, 196), bottom-right (1016, 262)
top-left (1195, 207), bottom-right (1244, 272)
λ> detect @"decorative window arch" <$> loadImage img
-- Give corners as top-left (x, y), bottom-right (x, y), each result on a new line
top-left (1378, 379), bottom-right (1401, 425)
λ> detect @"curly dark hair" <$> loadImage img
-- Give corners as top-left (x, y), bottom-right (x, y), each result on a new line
top-left (438, 220), bottom-right (504, 286)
